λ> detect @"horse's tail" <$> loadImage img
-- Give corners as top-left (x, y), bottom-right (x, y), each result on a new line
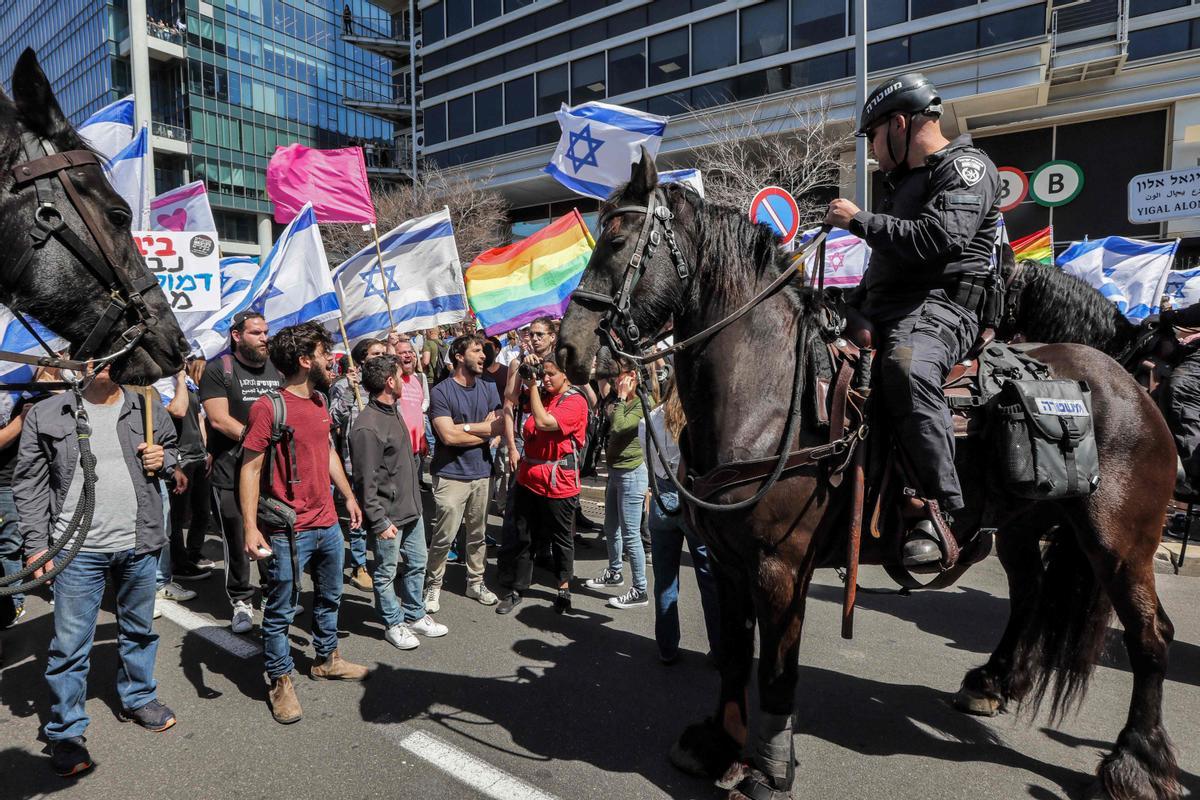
top-left (1010, 525), bottom-right (1113, 722)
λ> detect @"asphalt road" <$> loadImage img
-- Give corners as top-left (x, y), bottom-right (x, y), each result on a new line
top-left (2, 501), bottom-right (1198, 800)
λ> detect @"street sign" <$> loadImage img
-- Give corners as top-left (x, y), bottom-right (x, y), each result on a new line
top-left (997, 166), bottom-right (1028, 213)
top-left (1128, 166), bottom-right (1200, 224)
top-left (1029, 160), bottom-right (1084, 207)
top-left (749, 186), bottom-right (801, 245)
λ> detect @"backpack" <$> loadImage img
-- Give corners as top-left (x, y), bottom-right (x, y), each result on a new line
top-left (254, 390), bottom-right (299, 532)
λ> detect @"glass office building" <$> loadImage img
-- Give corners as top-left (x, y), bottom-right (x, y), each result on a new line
top-left (1, 0), bottom-right (397, 254)
top-left (406, 0), bottom-right (1200, 257)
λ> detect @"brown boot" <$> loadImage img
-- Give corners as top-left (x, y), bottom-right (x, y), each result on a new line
top-left (349, 566), bottom-right (372, 592)
top-left (310, 650), bottom-right (369, 681)
top-left (269, 674), bottom-right (302, 724)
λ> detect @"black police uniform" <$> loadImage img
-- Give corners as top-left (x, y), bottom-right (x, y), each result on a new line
top-left (848, 135), bottom-right (1000, 512)
top-left (1160, 304), bottom-right (1200, 492)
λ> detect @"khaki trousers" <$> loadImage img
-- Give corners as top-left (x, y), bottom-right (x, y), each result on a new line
top-left (426, 475), bottom-right (490, 588)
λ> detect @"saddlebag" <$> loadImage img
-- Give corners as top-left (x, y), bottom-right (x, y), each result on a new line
top-left (992, 379), bottom-right (1100, 500)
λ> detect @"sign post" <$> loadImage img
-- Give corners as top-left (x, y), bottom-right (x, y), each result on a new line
top-left (132, 231), bottom-right (222, 313)
top-left (1128, 166), bottom-right (1200, 224)
top-left (749, 186), bottom-right (801, 246)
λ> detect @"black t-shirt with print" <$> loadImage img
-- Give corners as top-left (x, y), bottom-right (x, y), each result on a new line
top-left (199, 356), bottom-right (281, 488)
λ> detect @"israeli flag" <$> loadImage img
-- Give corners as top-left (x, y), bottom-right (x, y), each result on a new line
top-left (104, 126), bottom-right (148, 228)
top-left (179, 256), bottom-right (266, 357)
top-left (1057, 236), bottom-right (1180, 323)
top-left (0, 306), bottom-right (68, 387)
top-left (78, 94), bottom-right (134, 161)
top-left (189, 205), bottom-right (339, 357)
top-left (334, 208), bottom-right (467, 344)
top-left (545, 101), bottom-right (668, 200)
top-left (1165, 266), bottom-right (1200, 311)
top-left (660, 168), bottom-right (704, 198)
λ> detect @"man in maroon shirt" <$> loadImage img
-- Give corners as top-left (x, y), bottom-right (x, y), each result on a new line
top-left (239, 322), bottom-right (367, 725)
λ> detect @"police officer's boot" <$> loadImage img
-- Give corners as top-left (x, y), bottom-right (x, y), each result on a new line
top-left (902, 520), bottom-right (942, 568)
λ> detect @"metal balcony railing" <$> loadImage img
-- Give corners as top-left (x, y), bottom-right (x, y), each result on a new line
top-left (152, 120), bottom-right (189, 142)
top-left (342, 80), bottom-right (415, 108)
top-left (146, 17), bottom-right (185, 45)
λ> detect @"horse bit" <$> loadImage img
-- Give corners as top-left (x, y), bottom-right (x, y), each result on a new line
top-left (1, 132), bottom-right (161, 383)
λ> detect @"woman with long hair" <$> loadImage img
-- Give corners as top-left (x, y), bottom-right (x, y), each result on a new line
top-left (641, 382), bottom-right (720, 663)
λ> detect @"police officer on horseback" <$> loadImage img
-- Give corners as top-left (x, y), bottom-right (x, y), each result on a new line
top-left (825, 72), bottom-right (1001, 569)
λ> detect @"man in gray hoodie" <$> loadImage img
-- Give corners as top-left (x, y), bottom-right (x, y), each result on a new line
top-left (351, 355), bottom-right (447, 650)
top-left (17, 365), bottom-right (178, 777)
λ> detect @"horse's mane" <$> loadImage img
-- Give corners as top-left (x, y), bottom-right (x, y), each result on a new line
top-left (1002, 258), bottom-right (1138, 355)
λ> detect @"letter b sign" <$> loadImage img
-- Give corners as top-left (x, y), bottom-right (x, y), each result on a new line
top-left (1030, 160), bottom-right (1084, 208)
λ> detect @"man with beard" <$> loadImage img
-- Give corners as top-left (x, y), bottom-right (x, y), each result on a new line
top-left (199, 311), bottom-right (281, 633)
top-left (425, 336), bottom-right (504, 610)
top-left (240, 322), bottom-right (367, 724)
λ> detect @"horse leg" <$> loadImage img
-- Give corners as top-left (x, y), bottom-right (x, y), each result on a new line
top-left (1084, 537), bottom-right (1180, 800)
top-left (669, 560), bottom-right (754, 779)
top-left (720, 552), bottom-right (815, 800)
top-left (956, 516), bottom-right (1047, 716)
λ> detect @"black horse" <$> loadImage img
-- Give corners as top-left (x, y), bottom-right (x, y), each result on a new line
top-left (558, 153), bottom-right (1180, 800)
top-left (0, 49), bottom-right (187, 383)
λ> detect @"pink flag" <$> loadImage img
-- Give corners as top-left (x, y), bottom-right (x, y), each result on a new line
top-left (266, 144), bottom-right (376, 224)
top-left (150, 180), bottom-right (216, 232)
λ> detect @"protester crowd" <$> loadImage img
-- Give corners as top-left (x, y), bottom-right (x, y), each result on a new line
top-left (0, 312), bottom-right (719, 776)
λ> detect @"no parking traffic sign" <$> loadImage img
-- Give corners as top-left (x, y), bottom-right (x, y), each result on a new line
top-left (749, 186), bottom-right (801, 245)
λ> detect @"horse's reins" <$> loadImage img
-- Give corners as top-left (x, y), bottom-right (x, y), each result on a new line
top-left (572, 187), bottom-right (840, 512)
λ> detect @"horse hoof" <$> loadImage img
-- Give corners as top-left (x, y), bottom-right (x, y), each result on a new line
top-left (952, 687), bottom-right (1002, 717)
top-left (669, 718), bottom-right (741, 779)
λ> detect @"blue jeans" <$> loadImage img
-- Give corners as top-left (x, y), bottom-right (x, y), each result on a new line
top-left (0, 487), bottom-right (25, 610)
top-left (45, 549), bottom-right (160, 740)
top-left (604, 463), bottom-right (649, 592)
top-left (155, 484), bottom-right (171, 588)
top-left (650, 488), bottom-right (720, 660)
top-left (336, 494), bottom-right (367, 569)
top-left (262, 524), bottom-right (344, 680)
top-left (371, 517), bottom-right (427, 627)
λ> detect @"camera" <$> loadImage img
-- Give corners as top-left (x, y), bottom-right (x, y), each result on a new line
top-left (519, 361), bottom-right (544, 381)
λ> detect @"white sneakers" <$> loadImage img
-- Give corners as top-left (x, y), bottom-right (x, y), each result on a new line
top-left (157, 582), bottom-right (197, 602)
top-left (385, 624), bottom-right (420, 650)
top-left (423, 585), bottom-right (441, 614)
top-left (408, 615), bottom-right (448, 638)
top-left (231, 600), bottom-right (255, 634)
top-left (466, 583), bottom-right (498, 606)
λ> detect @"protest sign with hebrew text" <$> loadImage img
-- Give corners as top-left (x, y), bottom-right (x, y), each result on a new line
top-left (133, 231), bottom-right (221, 313)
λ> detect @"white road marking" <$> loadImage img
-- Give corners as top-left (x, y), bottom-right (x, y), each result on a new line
top-left (156, 599), bottom-right (262, 659)
top-left (389, 729), bottom-right (563, 800)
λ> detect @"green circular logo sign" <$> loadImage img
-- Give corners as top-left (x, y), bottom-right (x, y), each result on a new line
top-left (1029, 160), bottom-right (1084, 207)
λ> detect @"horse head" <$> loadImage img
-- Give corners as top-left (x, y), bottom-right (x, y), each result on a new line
top-left (559, 148), bottom-right (699, 385)
top-left (0, 49), bottom-right (188, 384)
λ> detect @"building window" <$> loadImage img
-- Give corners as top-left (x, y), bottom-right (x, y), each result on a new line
top-left (692, 13), bottom-right (737, 74)
top-left (851, 0), bottom-right (907, 31)
top-left (474, 0), bottom-right (502, 25)
top-left (423, 2), bottom-right (445, 43)
top-left (1128, 21), bottom-right (1193, 59)
top-left (790, 50), bottom-right (850, 86)
top-left (537, 33), bottom-right (570, 61)
top-left (505, 46), bottom-right (536, 71)
top-left (911, 0), bottom-right (975, 20)
top-left (446, 0), bottom-right (472, 36)
top-left (1130, 0), bottom-right (1189, 15)
top-left (571, 53), bottom-right (607, 104)
top-left (792, 0), bottom-right (846, 49)
top-left (425, 102), bottom-right (447, 146)
top-left (650, 0), bottom-right (691, 24)
top-left (537, 64), bottom-right (569, 115)
top-left (979, 5), bottom-right (1046, 47)
top-left (448, 95), bottom-right (474, 139)
top-left (505, 0), bottom-right (534, 12)
top-left (692, 78), bottom-right (736, 109)
top-left (742, 0), bottom-right (789, 61)
top-left (475, 85), bottom-right (503, 131)
top-left (505, 75), bottom-right (535, 122)
top-left (869, 36), bottom-right (909, 69)
top-left (735, 65), bottom-right (790, 99)
top-left (909, 19), bottom-right (977, 62)
top-left (505, 127), bottom-right (538, 152)
top-left (648, 90), bottom-right (691, 116)
top-left (572, 20), bottom-right (608, 49)
top-left (608, 41), bottom-right (646, 96)
top-left (650, 28), bottom-right (690, 85)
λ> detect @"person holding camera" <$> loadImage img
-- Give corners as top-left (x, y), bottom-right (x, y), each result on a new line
top-left (239, 323), bottom-right (367, 726)
top-left (495, 353), bottom-right (588, 616)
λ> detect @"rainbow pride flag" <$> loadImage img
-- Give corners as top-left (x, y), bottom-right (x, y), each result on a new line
top-left (1011, 225), bottom-right (1053, 265)
top-left (465, 209), bottom-right (594, 335)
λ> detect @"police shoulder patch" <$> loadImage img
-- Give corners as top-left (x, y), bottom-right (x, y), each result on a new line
top-left (953, 155), bottom-right (986, 187)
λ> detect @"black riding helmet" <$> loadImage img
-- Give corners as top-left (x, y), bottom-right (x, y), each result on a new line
top-left (856, 72), bottom-right (943, 137)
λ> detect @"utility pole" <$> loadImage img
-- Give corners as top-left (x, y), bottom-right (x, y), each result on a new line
top-left (854, 0), bottom-right (868, 207)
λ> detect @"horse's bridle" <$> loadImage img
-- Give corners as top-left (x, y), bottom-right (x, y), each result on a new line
top-left (1, 133), bottom-right (160, 377)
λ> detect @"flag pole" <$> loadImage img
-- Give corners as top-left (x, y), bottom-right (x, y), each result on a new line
top-left (337, 315), bottom-right (365, 411)
top-left (369, 223), bottom-right (396, 332)
top-left (575, 208), bottom-right (596, 249)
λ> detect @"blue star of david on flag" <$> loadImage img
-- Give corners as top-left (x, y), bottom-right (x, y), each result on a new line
top-left (566, 124), bottom-right (604, 174)
top-left (360, 261), bottom-right (401, 301)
